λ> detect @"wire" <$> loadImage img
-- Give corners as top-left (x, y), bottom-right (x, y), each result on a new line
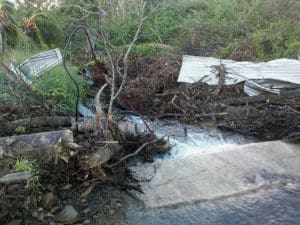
top-left (62, 25), bottom-right (97, 134)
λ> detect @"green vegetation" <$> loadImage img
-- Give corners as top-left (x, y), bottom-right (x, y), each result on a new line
top-left (0, 0), bottom-right (299, 115)
top-left (56, 0), bottom-right (299, 61)
top-left (13, 157), bottom-right (42, 193)
top-left (15, 126), bottom-right (26, 135)
top-left (33, 65), bottom-right (87, 114)
top-left (2, 0), bottom-right (300, 60)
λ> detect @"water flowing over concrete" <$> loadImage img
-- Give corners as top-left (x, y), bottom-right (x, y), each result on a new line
top-left (131, 141), bottom-right (300, 208)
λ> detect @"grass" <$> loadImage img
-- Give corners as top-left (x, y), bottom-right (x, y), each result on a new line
top-left (33, 64), bottom-right (87, 114)
top-left (1, 49), bottom-right (88, 115)
top-left (13, 157), bottom-right (42, 193)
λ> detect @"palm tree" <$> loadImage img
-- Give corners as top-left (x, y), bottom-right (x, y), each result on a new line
top-left (22, 11), bottom-right (63, 48)
top-left (0, 0), bottom-right (18, 53)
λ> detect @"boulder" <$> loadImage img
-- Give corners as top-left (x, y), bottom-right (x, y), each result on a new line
top-left (43, 192), bottom-right (58, 209)
top-left (55, 205), bottom-right (79, 224)
top-left (0, 130), bottom-right (73, 158)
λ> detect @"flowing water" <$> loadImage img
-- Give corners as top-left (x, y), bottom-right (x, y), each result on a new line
top-left (124, 183), bottom-right (300, 225)
top-left (97, 117), bottom-right (300, 225)
top-left (131, 116), bottom-right (257, 159)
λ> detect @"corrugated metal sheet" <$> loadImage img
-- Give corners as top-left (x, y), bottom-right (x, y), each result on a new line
top-left (10, 48), bottom-right (62, 85)
top-left (178, 55), bottom-right (300, 96)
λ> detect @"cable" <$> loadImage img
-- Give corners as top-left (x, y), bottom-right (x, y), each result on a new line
top-left (62, 25), bottom-right (97, 134)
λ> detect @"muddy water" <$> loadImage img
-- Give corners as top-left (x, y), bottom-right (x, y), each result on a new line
top-left (97, 118), bottom-right (300, 225)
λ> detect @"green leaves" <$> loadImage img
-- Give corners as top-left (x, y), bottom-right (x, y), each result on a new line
top-left (33, 65), bottom-right (87, 114)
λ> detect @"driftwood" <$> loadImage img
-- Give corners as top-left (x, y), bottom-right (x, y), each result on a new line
top-left (213, 64), bottom-right (227, 98)
top-left (105, 140), bottom-right (159, 168)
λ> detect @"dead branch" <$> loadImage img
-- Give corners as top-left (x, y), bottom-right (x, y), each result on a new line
top-left (108, 1), bottom-right (148, 120)
top-left (105, 140), bottom-right (159, 168)
top-left (94, 83), bottom-right (108, 124)
top-left (195, 112), bottom-right (227, 119)
top-left (171, 95), bottom-right (187, 114)
top-left (213, 63), bottom-right (227, 98)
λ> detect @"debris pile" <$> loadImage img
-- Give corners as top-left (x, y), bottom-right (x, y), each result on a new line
top-left (0, 50), bottom-right (299, 224)
top-left (122, 56), bottom-right (181, 113)
top-left (121, 55), bottom-right (300, 141)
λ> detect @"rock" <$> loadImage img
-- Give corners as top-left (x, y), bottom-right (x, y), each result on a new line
top-left (49, 222), bottom-right (56, 225)
top-left (80, 198), bottom-right (87, 204)
top-left (0, 171), bottom-right (31, 184)
top-left (83, 219), bottom-right (90, 225)
top-left (46, 212), bottom-right (54, 218)
top-left (38, 207), bottom-right (44, 212)
top-left (109, 209), bottom-right (115, 215)
top-left (37, 213), bottom-right (45, 221)
top-left (47, 184), bottom-right (55, 192)
top-left (0, 130), bottom-right (74, 158)
top-left (50, 206), bottom-right (60, 214)
top-left (55, 205), bottom-right (79, 224)
top-left (22, 196), bottom-right (31, 209)
top-left (43, 192), bottom-right (58, 209)
top-left (92, 215), bottom-right (98, 219)
top-left (0, 146), bottom-right (3, 159)
top-left (6, 219), bottom-right (22, 225)
top-left (83, 208), bottom-right (90, 214)
top-left (116, 202), bottom-right (122, 207)
top-left (32, 210), bottom-right (38, 218)
top-left (61, 184), bottom-right (72, 190)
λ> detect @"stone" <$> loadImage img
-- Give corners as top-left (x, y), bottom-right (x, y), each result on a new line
top-left (0, 130), bottom-right (74, 158)
top-left (83, 219), bottom-right (90, 225)
top-left (55, 205), bottom-right (79, 224)
top-left (6, 219), bottom-right (22, 225)
top-left (43, 192), bottom-right (58, 209)
top-left (83, 208), bottom-right (90, 214)
top-left (46, 212), bottom-right (54, 218)
top-left (61, 184), bottom-right (72, 190)
top-left (80, 198), bottom-right (87, 204)
top-left (32, 210), bottom-right (38, 218)
top-left (109, 209), bottom-right (115, 215)
top-left (47, 184), bottom-right (55, 192)
top-left (50, 206), bottom-right (60, 214)
top-left (0, 146), bottom-right (3, 159)
top-left (37, 213), bottom-right (45, 221)
top-left (22, 196), bottom-right (31, 209)
top-left (0, 171), bottom-right (31, 184)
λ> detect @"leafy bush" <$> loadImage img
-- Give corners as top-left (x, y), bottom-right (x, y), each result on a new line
top-left (252, 20), bottom-right (300, 60)
top-left (33, 65), bottom-right (87, 114)
top-left (131, 43), bottom-right (173, 57)
top-left (0, 70), bottom-right (16, 107)
top-left (13, 158), bottom-right (42, 193)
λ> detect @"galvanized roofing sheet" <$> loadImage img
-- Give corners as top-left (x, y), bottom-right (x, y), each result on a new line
top-left (178, 55), bottom-right (300, 85)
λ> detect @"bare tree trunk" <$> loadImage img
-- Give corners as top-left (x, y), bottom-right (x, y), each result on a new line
top-left (0, 30), bottom-right (3, 55)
